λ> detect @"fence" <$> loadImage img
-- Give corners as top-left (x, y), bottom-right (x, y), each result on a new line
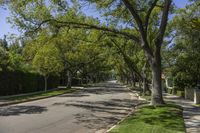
top-left (194, 89), bottom-right (200, 104)
top-left (185, 88), bottom-right (194, 100)
top-left (165, 78), bottom-right (200, 104)
top-left (185, 88), bottom-right (200, 104)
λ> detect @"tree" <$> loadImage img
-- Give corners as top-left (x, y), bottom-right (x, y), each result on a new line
top-left (0, 46), bottom-right (9, 71)
top-left (7, 0), bottom-right (173, 105)
top-left (106, 37), bottom-right (151, 95)
top-left (0, 35), bottom-right (8, 50)
top-left (76, 0), bottom-right (172, 104)
top-left (33, 44), bottom-right (63, 91)
top-left (163, 1), bottom-right (200, 90)
top-left (0, 35), bottom-right (26, 71)
top-left (8, 40), bottom-right (25, 71)
top-left (51, 27), bottom-right (109, 87)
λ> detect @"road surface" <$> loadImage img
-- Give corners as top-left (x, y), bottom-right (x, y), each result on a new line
top-left (0, 81), bottom-right (141, 133)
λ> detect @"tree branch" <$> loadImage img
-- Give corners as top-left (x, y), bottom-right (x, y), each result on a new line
top-left (122, 0), bottom-right (154, 59)
top-left (111, 38), bottom-right (142, 79)
top-left (122, 0), bottom-right (146, 38)
top-left (145, 0), bottom-right (159, 31)
top-left (28, 19), bottom-right (140, 43)
top-left (156, 0), bottom-right (172, 45)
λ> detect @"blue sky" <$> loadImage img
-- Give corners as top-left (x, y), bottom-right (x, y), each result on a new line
top-left (0, 0), bottom-right (189, 38)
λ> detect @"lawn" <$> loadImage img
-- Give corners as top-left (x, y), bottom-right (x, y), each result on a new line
top-left (1, 88), bottom-right (77, 106)
top-left (194, 104), bottom-right (200, 107)
top-left (109, 104), bottom-right (185, 133)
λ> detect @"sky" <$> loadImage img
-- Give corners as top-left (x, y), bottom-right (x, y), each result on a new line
top-left (0, 0), bottom-right (189, 38)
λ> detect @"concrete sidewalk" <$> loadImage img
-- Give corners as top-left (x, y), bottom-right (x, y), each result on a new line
top-left (164, 93), bottom-right (200, 133)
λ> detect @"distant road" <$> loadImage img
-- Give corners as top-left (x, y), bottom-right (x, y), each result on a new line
top-left (0, 81), bottom-right (141, 133)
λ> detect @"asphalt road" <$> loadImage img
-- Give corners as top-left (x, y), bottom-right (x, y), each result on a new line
top-left (0, 81), bottom-right (141, 133)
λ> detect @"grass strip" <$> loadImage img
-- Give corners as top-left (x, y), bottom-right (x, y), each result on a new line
top-left (109, 104), bottom-right (185, 133)
top-left (0, 88), bottom-right (77, 106)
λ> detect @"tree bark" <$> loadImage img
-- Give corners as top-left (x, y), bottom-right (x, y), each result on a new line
top-left (130, 72), bottom-right (136, 87)
top-left (143, 78), bottom-right (148, 95)
top-left (139, 80), bottom-right (142, 89)
top-left (150, 60), bottom-right (164, 105)
top-left (124, 0), bottom-right (171, 105)
top-left (44, 76), bottom-right (48, 92)
top-left (67, 70), bottom-right (72, 88)
top-left (142, 63), bottom-right (147, 95)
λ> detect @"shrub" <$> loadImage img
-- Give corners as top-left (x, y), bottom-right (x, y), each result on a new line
top-left (176, 91), bottom-right (185, 98)
top-left (0, 70), bottom-right (60, 96)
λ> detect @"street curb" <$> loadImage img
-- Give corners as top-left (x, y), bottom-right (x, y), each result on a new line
top-left (105, 85), bottom-right (148, 133)
top-left (106, 107), bottom-right (136, 133)
top-left (0, 88), bottom-right (79, 107)
top-left (0, 88), bottom-right (59, 100)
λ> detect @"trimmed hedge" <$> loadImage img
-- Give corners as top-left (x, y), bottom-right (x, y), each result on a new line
top-left (0, 70), bottom-right (60, 96)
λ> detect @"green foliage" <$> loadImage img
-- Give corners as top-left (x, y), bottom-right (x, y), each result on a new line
top-left (0, 70), bottom-right (60, 96)
top-left (0, 46), bottom-right (9, 71)
top-left (105, 36), bottom-right (151, 84)
top-left (0, 36), bottom-right (28, 72)
top-left (33, 44), bottom-right (64, 77)
top-left (163, 1), bottom-right (200, 89)
top-left (0, 35), bottom-right (8, 49)
top-left (8, 50), bottom-right (24, 71)
top-left (3, 0), bottom-right (199, 106)
top-left (176, 91), bottom-right (184, 98)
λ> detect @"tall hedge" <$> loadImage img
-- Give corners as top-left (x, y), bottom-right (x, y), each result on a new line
top-left (0, 70), bottom-right (60, 96)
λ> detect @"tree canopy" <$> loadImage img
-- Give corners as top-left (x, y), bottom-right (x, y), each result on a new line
top-left (0, 0), bottom-right (199, 105)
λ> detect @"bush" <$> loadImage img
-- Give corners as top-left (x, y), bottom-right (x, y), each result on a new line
top-left (176, 91), bottom-right (185, 98)
top-left (167, 88), bottom-right (173, 94)
top-left (71, 78), bottom-right (81, 86)
top-left (0, 70), bottom-right (60, 96)
top-left (173, 73), bottom-right (196, 91)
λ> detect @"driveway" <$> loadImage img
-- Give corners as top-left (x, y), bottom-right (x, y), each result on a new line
top-left (0, 81), bottom-right (142, 133)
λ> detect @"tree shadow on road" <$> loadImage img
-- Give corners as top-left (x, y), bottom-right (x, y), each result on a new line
top-left (59, 93), bottom-right (90, 98)
top-left (79, 82), bottom-right (130, 95)
top-left (53, 97), bottom-right (144, 130)
top-left (74, 113), bottom-right (121, 130)
top-left (51, 82), bottom-right (146, 130)
top-left (0, 105), bottom-right (47, 116)
top-left (81, 87), bottom-right (130, 95)
top-left (70, 99), bottom-right (144, 130)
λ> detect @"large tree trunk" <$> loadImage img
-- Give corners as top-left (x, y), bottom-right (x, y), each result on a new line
top-left (67, 70), bottom-right (72, 88)
top-left (143, 77), bottom-right (148, 95)
top-left (142, 36), bottom-right (165, 105)
top-left (126, 77), bottom-right (129, 85)
top-left (150, 60), bottom-right (164, 105)
top-left (44, 76), bottom-right (48, 92)
top-left (148, 0), bottom-right (171, 105)
top-left (138, 79), bottom-right (142, 89)
top-left (131, 72), bottom-right (136, 87)
top-left (142, 63), bottom-right (147, 95)
top-left (143, 41), bottom-right (164, 105)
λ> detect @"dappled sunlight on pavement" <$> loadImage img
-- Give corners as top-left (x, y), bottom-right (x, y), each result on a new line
top-left (0, 81), bottom-right (143, 133)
